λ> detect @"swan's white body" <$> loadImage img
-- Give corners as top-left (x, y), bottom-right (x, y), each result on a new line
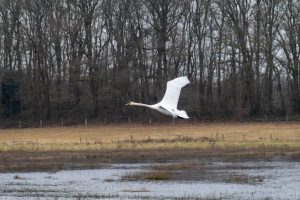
top-left (126, 76), bottom-right (190, 119)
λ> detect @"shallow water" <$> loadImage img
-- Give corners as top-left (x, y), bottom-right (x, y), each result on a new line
top-left (0, 161), bottom-right (299, 199)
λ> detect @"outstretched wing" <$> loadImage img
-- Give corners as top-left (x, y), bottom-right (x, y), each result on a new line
top-left (159, 76), bottom-right (190, 109)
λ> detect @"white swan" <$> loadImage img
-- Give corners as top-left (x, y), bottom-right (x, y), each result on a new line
top-left (126, 76), bottom-right (190, 119)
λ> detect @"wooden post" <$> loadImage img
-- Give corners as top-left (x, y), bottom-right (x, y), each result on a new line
top-left (104, 116), bottom-right (107, 126)
top-left (285, 114), bottom-right (289, 121)
top-left (18, 120), bottom-right (21, 128)
top-left (149, 116), bottom-right (152, 125)
top-left (128, 116), bottom-right (131, 124)
top-left (130, 135), bottom-right (133, 142)
top-left (222, 134), bottom-right (224, 141)
top-left (270, 134), bottom-right (272, 140)
top-left (61, 118), bottom-right (64, 127)
top-left (210, 133), bottom-right (213, 141)
top-left (243, 134), bottom-right (245, 141)
top-left (40, 120), bottom-right (43, 128)
top-left (85, 119), bottom-right (87, 128)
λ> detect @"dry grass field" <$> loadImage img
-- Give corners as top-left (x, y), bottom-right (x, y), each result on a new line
top-left (0, 122), bottom-right (300, 172)
top-left (0, 122), bottom-right (299, 152)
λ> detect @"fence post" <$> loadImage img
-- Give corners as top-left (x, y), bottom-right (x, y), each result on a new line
top-left (61, 118), bottom-right (64, 127)
top-left (128, 116), bottom-right (131, 124)
top-left (40, 120), bottom-right (43, 128)
top-left (149, 116), bottom-right (152, 125)
top-left (85, 119), bottom-right (87, 128)
top-left (18, 120), bottom-right (21, 128)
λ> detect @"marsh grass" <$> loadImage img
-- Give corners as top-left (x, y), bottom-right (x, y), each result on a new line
top-left (226, 174), bottom-right (264, 184)
top-left (122, 170), bottom-right (172, 181)
top-left (13, 175), bottom-right (26, 180)
top-left (121, 187), bottom-right (149, 192)
top-left (152, 163), bottom-right (193, 171)
top-left (6, 162), bottom-right (63, 172)
top-left (123, 162), bottom-right (203, 182)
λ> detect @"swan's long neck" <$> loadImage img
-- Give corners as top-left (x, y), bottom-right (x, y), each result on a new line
top-left (130, 101), bottom-right (153, 109)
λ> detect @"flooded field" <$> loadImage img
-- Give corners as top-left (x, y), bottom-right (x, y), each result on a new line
top-left (0, 160), bottom-right (299, 199)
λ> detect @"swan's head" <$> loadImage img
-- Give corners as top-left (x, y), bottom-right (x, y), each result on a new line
top-left (125, 101), bottom-right (133, 106)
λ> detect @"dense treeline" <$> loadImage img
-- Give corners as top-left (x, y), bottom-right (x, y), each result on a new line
top-left (0, 0), bottom-right (299, 122)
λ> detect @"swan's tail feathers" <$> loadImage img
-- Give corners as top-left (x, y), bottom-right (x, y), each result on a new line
top-left (176, 110), bottom-right (190, 119)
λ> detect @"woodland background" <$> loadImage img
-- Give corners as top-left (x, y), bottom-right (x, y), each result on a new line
top-left (0, 0), bottom-right (299, 124)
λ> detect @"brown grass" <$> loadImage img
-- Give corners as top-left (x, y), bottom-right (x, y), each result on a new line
top-left (0, 122), bottom-right (299, 152)
top-left (0, 122), bottom-right (299, 172)
top-left (121, 187), bottom-right (149, 192)
top-left (13, 175), bottom-right (26, 180)
top-left (122, 163), bottom-right (193, 182)
top-left (152, 163), bottom-right (192, 171)
top-left (226, 174), bottom-right (264, 184)
top-left (122, 170), bottom-right (172, 181)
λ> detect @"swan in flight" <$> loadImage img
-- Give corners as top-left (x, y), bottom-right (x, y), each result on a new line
top-left (126, 76), bottom-right (190, 119)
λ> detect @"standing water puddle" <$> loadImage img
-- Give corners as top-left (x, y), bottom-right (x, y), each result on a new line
top-left (0, 161), bottom-right (299, 199)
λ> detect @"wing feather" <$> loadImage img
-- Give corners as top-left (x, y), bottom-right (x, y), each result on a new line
top-left (159, 76), bottom-right (190, 109)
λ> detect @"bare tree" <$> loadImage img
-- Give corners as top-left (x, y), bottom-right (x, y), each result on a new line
top-left (0, 0), bottom-right (299, 122)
